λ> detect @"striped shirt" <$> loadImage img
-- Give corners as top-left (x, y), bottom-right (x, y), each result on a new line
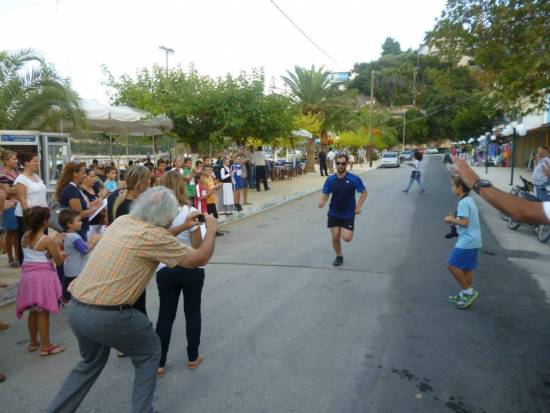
top-left (69, 214), bottom-right (189, 305)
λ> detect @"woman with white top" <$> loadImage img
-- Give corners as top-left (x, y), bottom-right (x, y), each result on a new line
top-left (402, 151), bottom-right (426, 193)
top-left (220, 156), bottom-right (234, 215)
top-left (14, 152), bottom-right (48, 264)
top-left (156, 171), bottom-right (206, 376)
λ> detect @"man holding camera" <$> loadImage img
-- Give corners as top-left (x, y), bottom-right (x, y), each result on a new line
top-left (48, 187), bottom-right (218, 413)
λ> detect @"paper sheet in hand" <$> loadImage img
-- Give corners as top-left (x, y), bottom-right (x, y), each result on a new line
top-left (89, 199), bottom-right (107, 221)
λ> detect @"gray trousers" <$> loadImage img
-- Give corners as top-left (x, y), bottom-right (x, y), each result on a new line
top-left (48, 301), bottom-right (161, 413)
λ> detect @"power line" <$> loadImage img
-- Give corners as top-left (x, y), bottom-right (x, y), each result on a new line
top-left (270, 0), bottom-right (338, 64)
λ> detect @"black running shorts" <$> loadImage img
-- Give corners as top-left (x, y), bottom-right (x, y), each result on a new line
top-left (327, 216), bottom-right (355, 231)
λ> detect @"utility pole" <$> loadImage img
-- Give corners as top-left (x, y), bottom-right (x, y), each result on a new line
top-left (402, 112), bottom-right (406, 152)
top-left (159, 45), bottom-right (175, 69)
top-left (412, 66), bottom-right (418, 108)
top-left (369, 70), bottom-right (374, 167)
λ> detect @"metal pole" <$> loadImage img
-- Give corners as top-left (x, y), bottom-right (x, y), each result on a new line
top-left (369, 70), bottom-right (374, 168)
top-left (412, 67), bottom-right (417, 108)
top-left (402, 112), bottom-right (406, 152)
top-left (509, 128), bottom-right (516, 185)
top-left (165, 52), bottom-right (169, 70)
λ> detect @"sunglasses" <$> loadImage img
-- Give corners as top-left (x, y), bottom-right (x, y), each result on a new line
top-left (336, 162), bottom-right (347, 166)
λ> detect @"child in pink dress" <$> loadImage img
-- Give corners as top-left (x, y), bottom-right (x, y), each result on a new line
top-left (16, 206), bottom-right (66, 356)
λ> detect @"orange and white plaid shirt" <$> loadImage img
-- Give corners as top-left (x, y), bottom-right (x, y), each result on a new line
top-left (69, 215), bottom-right (188, 305)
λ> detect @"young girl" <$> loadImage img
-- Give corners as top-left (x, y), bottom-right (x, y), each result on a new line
top-left (232, 155), bottom-right (244, 211)
top-left (103, 166), bottom-right (118, 193)
top-left (16, 206), bottom-right (66, 356)
top-left (402, 151), bottom-right (426, 193)
top-left (194, 174), bottom-right (208, 214)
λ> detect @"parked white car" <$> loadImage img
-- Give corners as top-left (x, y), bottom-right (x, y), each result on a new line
top-left (379, 151), bottom-right (400, 168)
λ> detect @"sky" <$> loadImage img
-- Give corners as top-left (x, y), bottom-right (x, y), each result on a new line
top-left (0, 0), bottom-right (447, 102)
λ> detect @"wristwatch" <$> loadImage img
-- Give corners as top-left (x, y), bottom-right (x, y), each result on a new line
top-left (473, 179), bottom-right (492, 194)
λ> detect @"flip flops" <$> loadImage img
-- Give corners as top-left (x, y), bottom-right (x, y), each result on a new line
top-left (40, 344), bottom-right (66, 357)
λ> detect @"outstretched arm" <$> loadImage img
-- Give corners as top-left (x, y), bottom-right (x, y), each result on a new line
top-left (451, 157), bottom-right (549, 225)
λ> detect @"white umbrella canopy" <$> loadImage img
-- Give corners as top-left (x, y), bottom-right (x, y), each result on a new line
top-left (76, 100), bottom-right (173, 161)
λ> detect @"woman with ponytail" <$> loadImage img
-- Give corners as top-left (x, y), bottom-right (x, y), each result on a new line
top-left (56, 162), bottom-right (103, 242)
top-left (106, 165), bottom-right (151, 326)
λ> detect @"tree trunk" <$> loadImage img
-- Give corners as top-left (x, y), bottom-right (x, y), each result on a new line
top-left (306, 138), bottom-right (315, 172)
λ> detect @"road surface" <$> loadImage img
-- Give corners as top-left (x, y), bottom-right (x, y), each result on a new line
top-left (1, 156), bottom-right (549, 413)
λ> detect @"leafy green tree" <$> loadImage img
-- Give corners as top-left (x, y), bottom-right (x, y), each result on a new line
top-left (381, 37), bottom-right (402, 56)
top-left (451, 97), bottom-right (495, 140)
top-left (104, 66), bottom-right (293, 152)
top-left (0, 49), bottom-right (83, 130)
top-left (427, 0), bottom-right (550, 110)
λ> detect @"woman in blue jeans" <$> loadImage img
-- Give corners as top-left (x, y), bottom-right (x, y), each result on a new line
top-left (402, 151), bottom-right (426, 193)
top-left (156, 171), bottom-right (205, 376)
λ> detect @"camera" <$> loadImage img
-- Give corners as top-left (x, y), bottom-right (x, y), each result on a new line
top-left (196, 214), bottom-right (206, 223)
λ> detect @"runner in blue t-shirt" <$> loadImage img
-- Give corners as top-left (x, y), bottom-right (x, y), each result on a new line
top-left (318, 153), bottom-right (368, 266)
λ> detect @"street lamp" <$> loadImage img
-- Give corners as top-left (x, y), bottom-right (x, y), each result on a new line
top-left (504, 121), bottom-right (527, 185)
top-left (159, 45), bottom-right (175, 69)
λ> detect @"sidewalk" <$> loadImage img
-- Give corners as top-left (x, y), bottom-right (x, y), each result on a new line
top-left (472, 165), bottom-right (532, 192)
top-left (0, 162), bottom-right (379, 307)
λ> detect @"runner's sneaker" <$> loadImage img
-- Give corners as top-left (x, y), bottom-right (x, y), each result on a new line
top-left (456, 291), bottom-right (479, 309)
top-left (447, 293), bottom-right (461, 304)
top-left (333, 256), bottom-right (343, 267)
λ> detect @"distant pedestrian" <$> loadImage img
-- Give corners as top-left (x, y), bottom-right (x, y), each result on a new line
top-left (318, 154), bottom-right (368, 266)
top-left (194, 161), bottom-right (208, 214)
top-left (327, 148), bottom-right (336, 174)
top-left (319, 147), bottom-right (328, 176)
top-left (220, 157), bottom-right (234, 215)
top-left (254, 146), bottom-right (269, 191)
top-left (533, 146), bottom-right (550, 201)
top-left (182, 158), bottom-right (196, 205)
top-left (203, 165), bottom-right (224, 237)
top-left (16, 206), bottom-right (66, 357)
top-left (445, 176), bottom-right (482, 309)
top-left (232, 155), bottom-right (244, 211)
top-left (402, 151), bottom-right (426, 193)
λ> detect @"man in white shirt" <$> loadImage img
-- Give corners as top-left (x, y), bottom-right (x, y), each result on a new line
top-left (327, 148), bottom-right (336, 174)
top-left (451, 157), bottom-right (550, 225)
top-left (532, 146), bottom-right (550, 201)
top-left (253, 146), bottom-right (269, 191)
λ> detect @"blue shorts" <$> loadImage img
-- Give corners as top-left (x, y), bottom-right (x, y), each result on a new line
top-left (448, 247), bottom-right (478, 271)
top-left (233, 176), bottom-right (244, 190)
top-left (2, 207), bottom-right (18, 231)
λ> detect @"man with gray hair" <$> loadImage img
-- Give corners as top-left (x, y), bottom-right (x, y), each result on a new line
top-left (48, 187), bottom-right (218, 413)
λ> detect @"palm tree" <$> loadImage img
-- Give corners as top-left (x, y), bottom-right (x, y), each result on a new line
top-left (0, 49), bottom-right (83, 131)
top-left (282, 65), bottom-right (355, 171)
